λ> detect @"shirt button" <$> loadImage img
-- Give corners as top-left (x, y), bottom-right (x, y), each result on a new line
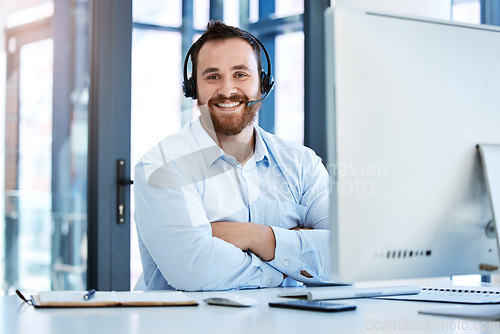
top-left (283, 260), bottom-right (289, 267)
top-left (267, 278), bottom-right (272, 285)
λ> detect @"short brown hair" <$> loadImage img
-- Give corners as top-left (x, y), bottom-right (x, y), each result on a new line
top-left (189, 20), bottom-right (263, 84)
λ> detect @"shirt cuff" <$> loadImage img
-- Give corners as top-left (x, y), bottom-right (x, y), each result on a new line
top-left (259, 261), bottom-right (285, 287)
top-left (268, 226), bottom-right (302, 275)
top-left (244, 253), bottom-right (283, 288)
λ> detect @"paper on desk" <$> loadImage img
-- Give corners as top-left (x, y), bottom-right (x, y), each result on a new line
top-left (419, 305), bottom-right (500, 320)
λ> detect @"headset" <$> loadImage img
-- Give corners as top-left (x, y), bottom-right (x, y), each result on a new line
top-left (182, 31), bottom-right (274, 106)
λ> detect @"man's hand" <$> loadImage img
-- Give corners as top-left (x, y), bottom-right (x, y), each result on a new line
top-left (211, 222), bottom-right (276, 261)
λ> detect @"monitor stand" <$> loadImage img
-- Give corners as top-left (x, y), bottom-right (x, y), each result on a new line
top-left (477, 144), bottom-right (500, 276)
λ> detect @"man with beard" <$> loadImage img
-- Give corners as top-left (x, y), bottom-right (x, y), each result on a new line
top-left (134, 21), bottom-right (331, 291)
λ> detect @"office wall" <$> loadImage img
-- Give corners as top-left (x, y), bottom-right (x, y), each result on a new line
top-left (335, 0), bottom-right (452, 20)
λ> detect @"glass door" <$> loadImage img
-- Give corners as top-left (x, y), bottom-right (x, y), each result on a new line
top-left (1, 0), bottom-right (90, 294)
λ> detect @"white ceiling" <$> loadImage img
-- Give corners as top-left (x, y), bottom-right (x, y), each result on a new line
top-left (0, 0), bottom-right (50, 12)
top-left (0, 0), bottom-right (52, 52)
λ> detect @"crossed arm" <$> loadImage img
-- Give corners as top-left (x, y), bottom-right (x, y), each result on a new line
top-left (136, 139), bottom-right (331, 290)
top-left (210, 222), bottom-right (276, 261)
top-left (211, 222), bottom-right (313, 278)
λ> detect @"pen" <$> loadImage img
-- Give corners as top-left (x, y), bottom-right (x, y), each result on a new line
top-left (15, 289), bottom-right (32, 305)
top-left (83, 289), bottom-right (96, 300)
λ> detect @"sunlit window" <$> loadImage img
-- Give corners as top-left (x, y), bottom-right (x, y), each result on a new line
top-left (224, 0), bottom-right (239, 26)
top-left (194, 0), bottom-right (210, 30)
top-left (17, 39), bottom-right (54, 292)
top-left (133, 0), bottom-right (182, 27)
top-left (130, 28), bottom-right (182, 286)
top-left (275, 32), bottom-right (304, 145)
top-left (1, 0), bottom-right (90, 294)
top-left (276, 0), bottom-right (303, 18)
top-left (452, 0), bottom-right (480, 24)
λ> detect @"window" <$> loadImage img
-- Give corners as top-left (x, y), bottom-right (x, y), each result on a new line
top-left (130, 27), bottom-right (183, 286)
top-left (452, 0), bottom-right (480, 24)
top-left (1, 0), bottom-right (90, 294)
top-left (275, 32), bottom-right (304, 145)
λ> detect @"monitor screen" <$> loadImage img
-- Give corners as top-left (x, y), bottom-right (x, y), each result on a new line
top-left (325, 5), bottom-right (500, 282)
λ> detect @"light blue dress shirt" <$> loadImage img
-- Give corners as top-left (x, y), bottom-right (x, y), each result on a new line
top-left (134, 117), bottom-right (331, 291)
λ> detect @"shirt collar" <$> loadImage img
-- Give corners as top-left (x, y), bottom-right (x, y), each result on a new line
top-left (191, 117), bottom-right (270, 168)
top-left (254, 126), bottom-right (270, 165)
top-left (191, 117), bottom-right (224, 168)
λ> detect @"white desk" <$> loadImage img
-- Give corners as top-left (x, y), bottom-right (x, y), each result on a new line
top-left (2, 285), bottom-right (499, 334)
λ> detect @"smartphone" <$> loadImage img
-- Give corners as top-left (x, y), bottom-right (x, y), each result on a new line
top-left (269, 300), bottom-right (356, 313)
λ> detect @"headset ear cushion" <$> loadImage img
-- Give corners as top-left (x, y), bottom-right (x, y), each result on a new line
top-left (260, 71), bottom-right (274, 94)
top-left (261, 71), bottom-right (269, 94)
top-left (183, 77), bottom-right (197, 99)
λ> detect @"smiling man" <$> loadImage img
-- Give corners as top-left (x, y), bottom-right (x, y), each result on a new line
top-left (134, 21), bottom-right (332, 291)
top-left (198, 38), bottom-right (260, 137)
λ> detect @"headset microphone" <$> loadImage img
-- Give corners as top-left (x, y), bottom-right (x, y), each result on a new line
top-left (246, 98), bottom-right (264, 107)
top-left (246, 82), bottom-right (274, 106)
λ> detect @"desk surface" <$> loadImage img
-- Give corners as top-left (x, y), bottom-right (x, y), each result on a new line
top-left (3, 284), bottom-right (500, 334)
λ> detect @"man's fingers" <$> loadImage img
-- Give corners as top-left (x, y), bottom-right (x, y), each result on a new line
top-left (300, 270), bottom-right (313, 278)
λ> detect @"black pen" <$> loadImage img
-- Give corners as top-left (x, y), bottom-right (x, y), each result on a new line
top-left (83, 289), bottom-right (96, 300)
top-left (15, 289), bottom-right (31, 305)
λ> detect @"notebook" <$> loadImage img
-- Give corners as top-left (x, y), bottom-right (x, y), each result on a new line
top-left (29, 290), bottom-right (198, 308)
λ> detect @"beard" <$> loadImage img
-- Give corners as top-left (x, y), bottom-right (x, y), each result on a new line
top-left (199, 93), bottom-right (260, 136)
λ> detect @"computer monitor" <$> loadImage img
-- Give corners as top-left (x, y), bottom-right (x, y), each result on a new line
top-left (325, 5), bottom-right (500, 282)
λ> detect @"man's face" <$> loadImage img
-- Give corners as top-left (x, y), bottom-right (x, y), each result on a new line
top-left (196, 38), bottom-right (261, 136)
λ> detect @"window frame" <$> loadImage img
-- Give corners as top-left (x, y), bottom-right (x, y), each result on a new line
top-left (87, 0), bottom-right (132, 291)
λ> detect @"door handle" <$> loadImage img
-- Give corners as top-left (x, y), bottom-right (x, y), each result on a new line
top-left (117, 159), bottom-right (133, 224)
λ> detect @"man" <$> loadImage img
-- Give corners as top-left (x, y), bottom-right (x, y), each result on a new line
top-left (134, 21), bottom-right (331, 291)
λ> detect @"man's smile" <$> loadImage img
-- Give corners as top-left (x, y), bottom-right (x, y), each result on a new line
top-left (215, 101), bottom-right (242, 108)
top-left (213, 100), bottom-right (245, 113)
